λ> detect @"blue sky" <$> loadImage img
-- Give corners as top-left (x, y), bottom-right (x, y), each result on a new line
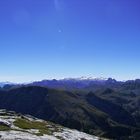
top-left (0, 0), bottom-right (140, 82)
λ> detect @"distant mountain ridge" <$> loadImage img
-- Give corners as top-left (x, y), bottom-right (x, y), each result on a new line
top-left (0, 82), bottom-right (15, 87)
top-left (0, 77), bottom-right (139, 87)
top-left (32, 78), bottom-right (140, 92)
top-left (30, 78), bottom-right (120, 89)
top-left (1, 77), bottom-right (140, 92)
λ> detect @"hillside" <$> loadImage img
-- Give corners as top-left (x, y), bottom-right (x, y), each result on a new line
top-left (0, 109), bottom-right (102, 140)
top-left (0, 85), bottom-right (140, 139)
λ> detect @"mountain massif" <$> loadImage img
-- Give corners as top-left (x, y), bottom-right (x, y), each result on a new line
top-left (0, 78), bottom-right (140, 139)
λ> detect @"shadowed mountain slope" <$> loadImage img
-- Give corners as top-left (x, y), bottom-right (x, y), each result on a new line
top-left (0, 86), bottom-right (139, 139)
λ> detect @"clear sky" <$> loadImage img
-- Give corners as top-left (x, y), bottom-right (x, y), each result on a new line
top-left (0, 0), bottom-right (140, 82)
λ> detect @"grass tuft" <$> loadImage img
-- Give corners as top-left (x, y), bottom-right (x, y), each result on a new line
top-left (0, 125), bottom-right (11, 131)
top-left (14, 118), bottom-right (52, 136)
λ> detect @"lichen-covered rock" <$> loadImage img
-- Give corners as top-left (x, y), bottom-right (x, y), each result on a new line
top-left (0, 110), bottom-right (106, 140)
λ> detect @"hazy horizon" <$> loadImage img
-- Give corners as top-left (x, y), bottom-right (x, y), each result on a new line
top-left (0, 76), bottom-right (140, 83)
top-left (0, 0), bottom-right (140, 82)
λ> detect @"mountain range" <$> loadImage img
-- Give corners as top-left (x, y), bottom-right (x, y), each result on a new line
top-left (0, 78), bottom-right (140, 139)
